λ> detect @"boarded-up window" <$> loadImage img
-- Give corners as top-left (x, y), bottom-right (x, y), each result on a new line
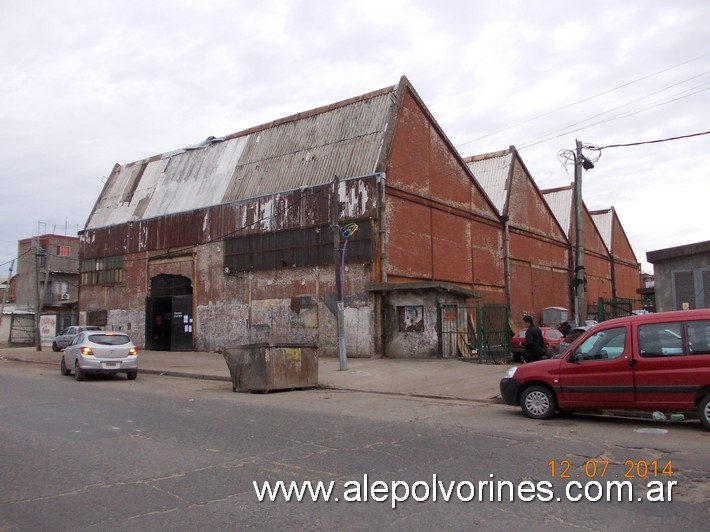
top-left (224, 221), bottom-right (371, 273)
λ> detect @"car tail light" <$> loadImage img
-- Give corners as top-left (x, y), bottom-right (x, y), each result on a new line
top-left (80, 346), bottom-right (93, 356)
top-left (128, 347), bottom-right (138, 356)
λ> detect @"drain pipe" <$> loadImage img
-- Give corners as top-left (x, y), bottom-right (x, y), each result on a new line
top-left (502, 215), bottom-right (511, 315)
top-left (377, 172), bottom-right (388, 283)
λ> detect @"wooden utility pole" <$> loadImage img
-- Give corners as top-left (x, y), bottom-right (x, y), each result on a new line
top-left (573, 140), bottom-right (586, 325)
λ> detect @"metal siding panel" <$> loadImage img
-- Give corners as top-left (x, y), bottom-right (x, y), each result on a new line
top-left (543, 188), bottom-right (573, 236)
top-left (591, 211), bottom-right (612, 249)
top-left (466, 153), bottom-right (512, 214)
top-left (224, 93), bottom-right (391, 202)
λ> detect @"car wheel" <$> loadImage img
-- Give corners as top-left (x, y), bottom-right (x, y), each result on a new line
top-left (60, 356), bottom-right (71, 376)
top-left (520, 385), bottom-right (556, 419)
top-left (126, 370), bottom-right (138, 380)
top-left (74, 361), bottom-right (86, 382)
top-left (698, 395), bottom-right (710, 431)
top-left (52, 342), bottom-right (60, 352)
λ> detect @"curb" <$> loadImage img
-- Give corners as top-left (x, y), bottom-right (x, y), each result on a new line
top-left (2, 355), bottom-right (502, 404)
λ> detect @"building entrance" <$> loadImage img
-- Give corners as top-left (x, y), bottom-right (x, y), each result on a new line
top-left (145, 274), bottom-right (194, 351)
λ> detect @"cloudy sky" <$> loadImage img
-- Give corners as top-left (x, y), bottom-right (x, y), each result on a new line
top-left (1, 0), bottom-right (708, 277)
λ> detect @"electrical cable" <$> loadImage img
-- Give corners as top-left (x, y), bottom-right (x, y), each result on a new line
top-left (455, 52), bottom-right (710, 150)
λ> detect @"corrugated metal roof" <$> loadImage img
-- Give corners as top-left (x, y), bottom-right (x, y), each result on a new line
top-left (465, 152), bottom-right (512, 214)
top-left (86, 88), bottom-right (395, 230)
top-left (590, 210), bottom-right (612, 249)
top-left (542, 187), bottom-right (573, 236)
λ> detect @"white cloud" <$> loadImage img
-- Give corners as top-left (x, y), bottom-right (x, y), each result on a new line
top-left (1, 0), bottom-right (709, 277)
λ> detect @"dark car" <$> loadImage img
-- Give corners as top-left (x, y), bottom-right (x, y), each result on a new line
top-left (510, 327), bottom-right (564, 362)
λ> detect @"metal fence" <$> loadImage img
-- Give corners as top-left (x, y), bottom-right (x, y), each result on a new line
top-left (596, 297), bottom-right (646, 322)
top-left (437, 303), bottom-right (510, 363)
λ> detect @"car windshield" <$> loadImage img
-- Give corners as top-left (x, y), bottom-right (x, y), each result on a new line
top-left (87, 333), bottom-right (131, 346)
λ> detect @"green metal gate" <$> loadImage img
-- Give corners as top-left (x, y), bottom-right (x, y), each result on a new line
top-left (437, 303), bottom-right (510, 363)
top-left (476, 303), bottom-right (510, 364)
top-left (596, 297), bottom-right (644, 322)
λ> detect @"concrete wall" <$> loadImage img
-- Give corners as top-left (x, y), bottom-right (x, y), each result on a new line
top-left (381, 289), bottom-right (468, 358)
top-left (650, 247), bottom-right (710, 311)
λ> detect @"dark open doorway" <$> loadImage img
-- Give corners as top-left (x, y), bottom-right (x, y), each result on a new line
top-left (146, 274), bottom-right (194, 351)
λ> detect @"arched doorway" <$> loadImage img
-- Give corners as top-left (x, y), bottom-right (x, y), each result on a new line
top-left (146, 274), bottom-right (193, 351)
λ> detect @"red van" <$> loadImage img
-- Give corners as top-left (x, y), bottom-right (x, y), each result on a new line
top-left (500, 309), bottom-right (710, 430)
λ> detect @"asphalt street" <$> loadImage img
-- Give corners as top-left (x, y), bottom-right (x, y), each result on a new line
top-left (1, 360), bottom-right (707, 531)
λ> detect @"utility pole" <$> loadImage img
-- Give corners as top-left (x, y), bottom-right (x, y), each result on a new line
top-left (332, 175), bottom-right (347, 370)
top-left (573, 139), bottom-right (586, 325)
top-left (0, 259), bottom-right (14, 329)
top-left (33, 237), bottom-right (42, 351)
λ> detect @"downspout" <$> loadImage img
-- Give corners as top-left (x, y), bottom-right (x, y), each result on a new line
top-left (502, 215), bottom-right (511, 315)
top-left (377, 172), bottom-right (388, 283)
top-left (375, 172), bottom-right (387, 357)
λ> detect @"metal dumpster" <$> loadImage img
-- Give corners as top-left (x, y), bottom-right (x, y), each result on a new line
top-left (221, 343), bottom-right (319, 392)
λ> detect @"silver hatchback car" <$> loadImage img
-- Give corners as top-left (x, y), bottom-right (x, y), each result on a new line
top-left (52, 325), bottom-right (102, 351)
top-left (60, 331), bottom-right (139, 381)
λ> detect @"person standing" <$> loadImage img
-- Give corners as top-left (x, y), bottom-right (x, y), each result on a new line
top-left (522, 315), bottom-right (544, 363)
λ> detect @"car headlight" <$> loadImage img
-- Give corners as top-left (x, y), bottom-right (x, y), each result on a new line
top-left (503, 366), bottom-right (517, 379)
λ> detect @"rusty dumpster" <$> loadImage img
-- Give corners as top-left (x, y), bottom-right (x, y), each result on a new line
top-left (221, 343), bottom-right (319, 392)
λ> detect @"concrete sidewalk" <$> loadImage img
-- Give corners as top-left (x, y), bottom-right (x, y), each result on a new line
top-left (0, 346), bottom-right (508, 403)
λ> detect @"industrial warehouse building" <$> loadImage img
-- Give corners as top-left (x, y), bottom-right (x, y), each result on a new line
top-left (78, 76), bottom-right (640, 357)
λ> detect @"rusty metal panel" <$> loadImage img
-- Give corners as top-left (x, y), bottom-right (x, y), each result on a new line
top-left (221, 93), bottom-right (392, 202)
top-left (86, 90), bottom-right (393, 232)
top-left (80, 225), bottom-right (130, 259)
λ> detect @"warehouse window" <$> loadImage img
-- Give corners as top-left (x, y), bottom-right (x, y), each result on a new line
top-left (81, 256), bottom-right (124, 285)
top-left (224, 222), bottom-right (371, 273)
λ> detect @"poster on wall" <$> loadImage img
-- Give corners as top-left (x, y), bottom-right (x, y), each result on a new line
top-left (39, 314), bottom-right (57, 347)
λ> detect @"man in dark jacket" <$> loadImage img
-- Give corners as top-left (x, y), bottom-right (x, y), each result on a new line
top-left (522, 315), bottom-right (544, 363)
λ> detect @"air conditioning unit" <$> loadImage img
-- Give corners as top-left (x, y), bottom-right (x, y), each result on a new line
top-left (60, 293), bottom-right (70, 300)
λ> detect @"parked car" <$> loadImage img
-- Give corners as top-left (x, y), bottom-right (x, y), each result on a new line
top-left (60, 331), bottom-right (139, 381)
top-left (499, 309), bottom-right (710, 430)
top-left (510, 327), bottom-right (564, 361)
top-left (558, 325), bottom-right (591, 355)
top-left (52, 325), bottom-right (102, 351)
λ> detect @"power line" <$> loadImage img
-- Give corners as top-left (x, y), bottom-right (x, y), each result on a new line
top-left (597, 130), bottom-right (710, 150)
top-left (455, 52), bottom-right (710, 149)
top-left (517, 76), bottom-right (710, 150)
